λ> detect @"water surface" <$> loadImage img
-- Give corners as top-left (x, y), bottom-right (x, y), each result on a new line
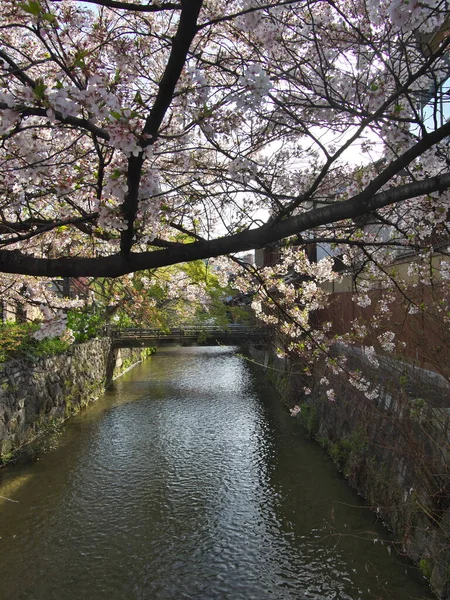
top-left (0, 347), bottom-right (433, 599)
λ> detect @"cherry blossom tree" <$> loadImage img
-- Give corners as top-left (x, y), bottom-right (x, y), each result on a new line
top-left (0, 0), bottom-right (449, 279)
top-left (86, 260), bottom-right (231, 329)
top-left (1, 0), bottom-right (450, 350)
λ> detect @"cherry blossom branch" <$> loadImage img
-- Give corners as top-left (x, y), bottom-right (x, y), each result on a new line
top-left (272, 37), bottom-right (450, 222)
top-left (0, 214), bottom-right (99, 246)
top-left (63, 0), bottom-right (181, 12)
top-left (0, 102), bottom-right (110, 140)
top-left (2, 170), bottom-right (450, 277)
top-left (197, 0), bottom-right (301, 30)
top-left (120, 0), bottom-right (203, 256)
top-left (0, 48), bottom-right (37, 88)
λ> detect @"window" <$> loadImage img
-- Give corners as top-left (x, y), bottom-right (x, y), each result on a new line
top-left (419, 76), bottom-right (450, 133)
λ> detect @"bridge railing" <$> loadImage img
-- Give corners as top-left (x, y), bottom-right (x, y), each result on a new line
top-left (111, 324), bottom-right (266, 340)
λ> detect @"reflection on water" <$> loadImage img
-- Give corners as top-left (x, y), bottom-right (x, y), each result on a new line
top-left (0, 347), bottom-right (433, 600)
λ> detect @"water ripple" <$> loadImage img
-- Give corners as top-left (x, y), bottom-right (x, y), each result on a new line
top-left (0, 347), bottom-right (433, 600)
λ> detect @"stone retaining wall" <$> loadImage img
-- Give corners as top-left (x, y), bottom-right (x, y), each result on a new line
top-left (0, 339), bottom-right (148, 464)
top-left (249, 344), bottom-right (450, 599)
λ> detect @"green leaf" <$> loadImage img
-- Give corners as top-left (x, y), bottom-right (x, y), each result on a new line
top-left (42, 12), bottom-right (57, 23)
top-left (33, 80), bottom-right (47, 100)
top-left (21, 1), bottom-right (42, 17)
top-left (72, 49), bottom-right (88, 69)
top-left (134, 91), bottom-right (144, 106)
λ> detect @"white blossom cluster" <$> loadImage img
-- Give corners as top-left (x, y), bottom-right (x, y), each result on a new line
top-left (326, 389), bottom-right (336, 402)
top-left (32, 307), bottom-right (68, 341)
top-left (228, 156), bottom-right (258, 183)
top-left (236, 64), bottom-right (272, 109)
top-left (367, 0), bottom-right (445, 32)
top-left (186, 64), bottom-right (210, 105)
top-left (440, 259), bottom-right (450, 281)
top-left (107, 124), bottom-right (142, 158)
top-left (98, 205), bottom-right (128, 232)
top-left (378, 331), bottom-right (396, 353)
top-left (236, 2), bottom-right (279, 49)
top-left (364, 345), bottom-right (379, 368)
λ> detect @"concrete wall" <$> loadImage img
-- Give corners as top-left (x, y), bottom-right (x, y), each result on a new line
top-left (249, 343), bottom-right (450, 599)
top-left (0, 339), bottom-right (149, 464)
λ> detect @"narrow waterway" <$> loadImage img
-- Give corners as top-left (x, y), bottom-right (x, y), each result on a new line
top-left (0, 347), bottom-right (433, 600)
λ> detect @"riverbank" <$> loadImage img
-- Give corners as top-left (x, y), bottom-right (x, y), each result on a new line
top-left (248, 343), bottom-right (450, 600)
top-left (0, 339), bottom-right (153, 466)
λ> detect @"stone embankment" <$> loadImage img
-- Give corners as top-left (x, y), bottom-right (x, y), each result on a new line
top-left (0, 338), bottom-right (150, 464)
top-left (249, 343), bottom-right (450, 600)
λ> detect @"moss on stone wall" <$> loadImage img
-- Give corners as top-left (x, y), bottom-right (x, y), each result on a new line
top-left (0, 339), bottom-right (152, 467)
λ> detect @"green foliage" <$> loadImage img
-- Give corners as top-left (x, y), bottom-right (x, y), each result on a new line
top-left (0, 321), bottom-right (36, 362)
top-left (20, 1), bottom-right (42, 17)
top-left (140, 347), bottom-right (155, 359)
top-left (327, 428), bottom-right (369, 472)
top-left (0, 440), bottom-right (14, 466)
top-left (226, 305), bottom-right (255, 325)
top-left (0, 321), bottom-right (71, 363)
top-left (88, 258), bottom-right (236, 331)
top-left (112, 312), bottom-right (135, 330)
top-left (67, 309), bottom-right (103, 342)
top-left (136, 261), bottom-right (235, 328)
top-left (419, 558), bottom-right (432, 580)
top-left (0, 321), bottom-right (70, 362)
top-left (410, 397), bottom-right (426, 420)
top-left (33, 80), bottom-right (47, 100)
top-left (399, 374), bottom-right (408, 387)
top-left (329, 439), bottom-right (354, 469)
top-left (0, 452), bottom-right (13, 465)
top-left (28, 417), bottom-right (63, 458)
top-left (30, 337), bottom-right (70, 358)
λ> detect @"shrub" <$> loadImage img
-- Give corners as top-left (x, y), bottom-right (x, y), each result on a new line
top-left (67, 310), bottom-right (103, 343)
top-left (0, 321), bottom-right (70, 363)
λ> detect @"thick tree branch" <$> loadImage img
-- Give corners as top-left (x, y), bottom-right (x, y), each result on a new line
top-left (0, 214), bottom-right (98, 246)
top-left (64, 0), bottom-right (181, 11)
top-left (0, 103), bottom-right (110, 140)
top-left (120, 0), bottom-right (203, 256)
top-left (2, 172), bottom-right (450, 277)
top-left (0, 217), bottom-right (52, 234)
top-left (0, 49), bottom-right (37, 89)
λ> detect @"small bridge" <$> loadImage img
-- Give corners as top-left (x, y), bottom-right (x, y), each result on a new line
top-left (112, 324), bottom-right (267, 348)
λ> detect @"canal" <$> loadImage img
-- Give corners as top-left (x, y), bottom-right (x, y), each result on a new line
top-left (0, 347), bottom-right (433, 599)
